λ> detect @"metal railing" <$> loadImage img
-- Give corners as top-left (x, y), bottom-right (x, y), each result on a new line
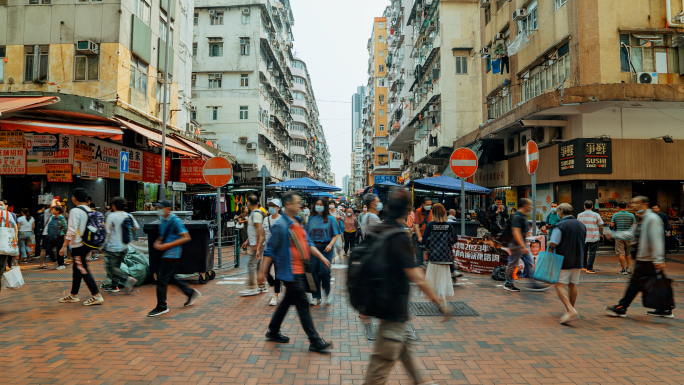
top-left (214, 229), bottom-right (241, 269)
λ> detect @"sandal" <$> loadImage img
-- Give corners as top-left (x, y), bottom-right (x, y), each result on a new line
top-left (59, 294), bottom-right (80, 303)
top-left (38, 265), bottom-right (48, 269)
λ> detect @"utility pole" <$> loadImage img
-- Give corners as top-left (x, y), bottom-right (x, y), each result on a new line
top-left (159, 0), bottom-right (172, 200)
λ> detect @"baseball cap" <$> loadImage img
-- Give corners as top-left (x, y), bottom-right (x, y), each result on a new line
top-left (153, 200), bottom-right (172, 208)
top-left (269, 198), bottom-right (282, 207)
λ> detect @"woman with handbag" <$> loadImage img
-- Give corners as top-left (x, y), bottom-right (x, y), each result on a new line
top-left (17, 208), bottom-right (35, 263)
top-left (305, 198), bottom-right (341, 306)
top-left (0, 201), bottom-right (17, 279)
top-left (421, 203), bottom-right (456, 307)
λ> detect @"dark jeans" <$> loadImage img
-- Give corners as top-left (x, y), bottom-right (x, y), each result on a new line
top-left (49, 238), bottom-right (65, 266)
top-left (268, 274), bottom-right (320, 340)
top-left (505, 245), bottom-right (536, 286)
top-left (344, 232), bottom-right (356, 254)
top-left (71, 246), bottom-right (99, 296)
top-left (414, 238), bottom-right (426, 267)
top-left (618, 261), bottom-right (658, 309)
top-left (43, 235), bottom-right (56, 262)
top-left (584, 241), bottom-right (599, 270)
top-left (105, 249), bottom-right (129, 286)
top-left (34, 231), bottom-right (44, 256)
top-left (266, 272), bottom-right (282, 294)
top-left (156, 258), bottom-right (194, 310)
top-left (311, 245), bottom-right (333, 299)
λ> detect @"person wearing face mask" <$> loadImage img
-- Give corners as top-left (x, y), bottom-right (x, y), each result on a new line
top-left (263, 199), bottom-right (283, 306)
top-left (305, 198), bottom-right (342, 306)
top-left (0, 200), bottom-right (17, 279)
top-left (360, 194), bottom-right (382, 238)
top-left (546, 202), bottom-right (560, 234)
top-left (605, 196), bottom-right (671, 319)
top-left (412, 198), bottom-right (433, 268)
top-left (342, 208), bottom-right (359, 257)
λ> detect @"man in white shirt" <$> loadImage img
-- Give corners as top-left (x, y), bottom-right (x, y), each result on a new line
top-left (577, 200), bottom-right (604, 274)
top-left (103, 197), bottom-right (140, 294)
top-left (447, 209), bottom-right (457, 222)
top-left (239, 194), bottom-right (266, 296)
top-left (59, 188), bottom-right (104, 306)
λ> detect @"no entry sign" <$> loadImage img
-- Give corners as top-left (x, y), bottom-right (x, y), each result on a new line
top-left (526, 140), bottom-right (539, 175)
top-left (203, 157), bottom-right (233, 187)
top-left (449, 148), bottom-right (478, 178)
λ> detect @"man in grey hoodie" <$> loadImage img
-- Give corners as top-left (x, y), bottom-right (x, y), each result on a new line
top-left (605, 196), bottom-right (672, 318)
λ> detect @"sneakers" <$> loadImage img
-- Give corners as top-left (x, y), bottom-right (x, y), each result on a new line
top-left (453, 272), bottom-right (464, 278)
top-left (265, 331), bottom-right (290, 343)
top-left (148, 307), bottom-right (169, 317)
top-left (124, 277), bottom-right (138, 294)
top-left (269, 296), bottom-right (279, 306)
top-left (323, 289), bottom-right (335, 305)
top-left (184, 289), bottom-right (202, 307)
top-left (527, 283), bottom-right (552, 292)
top-left (605, 305), bottom-right (627, 317)
top-left (239, 288), bottom-right (261, 297)
top-left (83, 294), bottom-right (104, 306)
top-left (310, 298), bottom-right (320, 306)
top-left (503, 284), bottom-right (520, 292)
top-left (626, 266), bottom-right (632, 274)
top-left (620, 269), bottom-right (628, 275)
top-left (59, 294), bottom-right (80, 303)
top-left (56, 265), bottom-right (66, 270)
top-left (258, 286), bottom-right (268, 293)
top-left (560, 311), bottom-right (579, 324)
top-left (104, 286), bottom-right (121, 293)
top-left (309, 339), bottom-right (332, 353)
top-left (647, 310), bottom-right (675, 318)
top-left (586, 269), bottom-right (596, 274)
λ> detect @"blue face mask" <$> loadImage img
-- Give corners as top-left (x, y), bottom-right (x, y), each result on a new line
top-left (636, 209), bottom-right (645, 214)
top-left (268, 207), bottom-right (277, 215)
top-left (551, 208), bottom-right (557, 213)
top-left (376, 202), bottom-right (383, 212)
top-left (315, 205), bottom-right (324, 213)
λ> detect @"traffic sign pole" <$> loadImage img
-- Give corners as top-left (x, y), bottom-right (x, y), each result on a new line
top-left (449, 148), bottom-right (478, 237)
top-left (460, 177), bottom-right (466, 237)
top-left (119, 151), bottom-right (129, 198)
top-left (531, 173), bottom-right (537, 236)
top-left (526, 141), bottom-right (539, 236)
top-left (217, 186), bottom-right (221, 268)
top-left (203, 157), bottom-right (233, 268)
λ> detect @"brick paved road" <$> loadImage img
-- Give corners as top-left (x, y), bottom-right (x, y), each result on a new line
top-left (2, 254), bottom-right (684, 384)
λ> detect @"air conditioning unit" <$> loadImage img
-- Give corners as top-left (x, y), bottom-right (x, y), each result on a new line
top-left (504, 134), bottom-right (520, 156)
top-left (77, 40), bottom-right (99, 55)
top-left (209, 9), bottom-right (215, 14)
top-left (238, 137), bottom-right (248, 144)
top-left (242, 7), bottom-right (250, 15)
top-left (533, 127), bottom-right (561, 146)
top-left (633, 72), bottom-right (658, 84)
top-left (427, 21), bottom-right (437, 31)
top-left (246, 142), bottom-right (257, 150)
top-left (480, 0), bottom-right (490, 8)
top-left (512, 8), bottom-right (527, 21)
top-left (519, 129), bottom-right (533, 148)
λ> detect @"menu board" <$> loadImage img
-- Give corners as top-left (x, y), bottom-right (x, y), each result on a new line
top-left (559, 139), bottom-right (612, 176)
top-left (143, 152), bottom-right (171, 184)
top-left (46, 164), bottom-right (73, 182)
top-left (0, 131), bottom-right (24, 148)
top-left (0, 148), bottom-right (27, 175)
top-left (180, 158), bottom-right (207, 185)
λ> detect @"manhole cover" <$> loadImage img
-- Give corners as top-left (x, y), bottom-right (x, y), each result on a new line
top-left (365, 322), bottom-right (418, 341)
top-left (409, 301), bottom-right (480, 317)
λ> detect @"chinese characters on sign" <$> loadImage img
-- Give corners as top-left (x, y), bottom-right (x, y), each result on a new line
top-left (27, 134), bottom-right (73, 174)
top-left (558, 139), bottom-right (612, 176)
top-left (74, 142), bottom-right (93, 163)
top-left (143, 152), bottom-right (171, 184)
top-left (180, 158), bottom-right (207, 185)
top-left (46, 164), bottom-right (73, 182)
top-left (0, 132), bottom-right (24, 148)
top-left (79, 162), bottom-right (98, 179)
top-left (472, 160), bottom-right (508, 188)
top-left (98, 162), bottom-right (109, 178)
top-left (0, 148), bottom-right (27, 175)
top-left (453, 238), bottom-right (506, 275)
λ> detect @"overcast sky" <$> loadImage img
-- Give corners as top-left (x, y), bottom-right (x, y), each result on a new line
top-left (290, 0), bottom-right (389, 187)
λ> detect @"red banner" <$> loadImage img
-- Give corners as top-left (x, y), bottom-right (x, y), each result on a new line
top-left (0, 148), bottom-right (26, 175)
top-left (179, 158), bottom-right (207, 185)
top-left (143, 152), bottom-right (171, 184)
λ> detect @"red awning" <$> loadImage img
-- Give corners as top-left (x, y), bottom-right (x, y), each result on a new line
top-left (0, 96), bottom-right (60, 116)
top-left (116, 119), bottom-right (199, 158)
top-left (1, 118), bottom-right (122, 139)
top-left (173, 135), bottom-right (214, 158)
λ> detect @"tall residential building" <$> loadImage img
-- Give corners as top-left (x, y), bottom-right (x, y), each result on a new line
top-left (351, 85), bottom-right (366, 192)
top-left (342, 175), bottom-right (350, 196)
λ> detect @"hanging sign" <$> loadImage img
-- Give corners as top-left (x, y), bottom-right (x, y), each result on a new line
top-left (46, 164), bottom-right (73, 182)
top-left (559, 138), bottom-right (612, 176)
top-left (74, 142), bottom-right (93, 163)
top-left (0, 148), bottom-right (26, 175)
top-left (143, 152), bottom-right (171, 184)
top-left (80, 161), bottom-right (98, 179)
top-left (24, 133), bottom-right (58, 152)
top-left (180, 158), bottom-right (207, 185)
top-left (0, 131), bottom-right (24, 148)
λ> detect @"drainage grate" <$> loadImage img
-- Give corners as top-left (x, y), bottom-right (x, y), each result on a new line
top-left (365, 322), bottom-right (418, 341)
top-left (409, 301), bottom-right (480, 317)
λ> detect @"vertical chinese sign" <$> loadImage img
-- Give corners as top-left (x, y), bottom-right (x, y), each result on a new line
top-left (143, 152), bottom-right (171, 184)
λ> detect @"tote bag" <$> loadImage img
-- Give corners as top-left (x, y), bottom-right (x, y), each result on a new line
top-left (2, 266), bottom-right (24, 290)
top-left (533, 251), bottom-right (564, 284)
top-left (0, 210), bottom-right (19, 256)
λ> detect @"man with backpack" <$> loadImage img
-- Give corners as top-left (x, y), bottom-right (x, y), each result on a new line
top-left (58, 188), bottom-right (105, 306)
top-left (239, 194), bottom-right (267, 297)
top-left (352, 188), bottom-right (450, 385)
top-left (102, 197), bottom-right (140, 294)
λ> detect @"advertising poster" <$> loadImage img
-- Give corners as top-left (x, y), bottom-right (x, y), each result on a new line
top-left (453, 237), bottom-right (507, 275)
top-left (143, 152), bottom-right (171, 184)
top-left (525, 183), bottom-right (553, 221)
top-left (516, 235), bottom-right (547, 278)
top-left (80, 161), bottom-right (98, 179)
top-left (0, 131), bottom-right (24, 148)
top-left (505, 189), bottom-right (517, 208)
top-left (27, 134), bottom-right (73, 175)
top-left (24, 133), bottom-right (58, 152)
top-left (180, 158), bottom-right (207, 185)
top-left (97, 162), bottom-right (109, 178)
top-left (75, 136), bottom-right (143, 181)
top-left (74, 142), bottom-right (93, 163)
top-left (0, 148), bottom-right (27, 175)
top-left (46, 164), bottom-right (73, 182)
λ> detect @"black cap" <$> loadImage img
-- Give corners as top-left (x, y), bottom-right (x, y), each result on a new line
top-left (153, 200), bottom-right (172, 208)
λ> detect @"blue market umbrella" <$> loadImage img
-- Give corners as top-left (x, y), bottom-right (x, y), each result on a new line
top-left (376, 181), bottom-right (399, 187)
top-left (412, 175), bottom-right (491, 194)
top-left (310, 192), bottom-right (336, 198)
top-left (268, 177), bottom-right (342, 192)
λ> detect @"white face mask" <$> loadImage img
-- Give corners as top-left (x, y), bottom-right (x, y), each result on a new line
top-left (315, 205), bottom-right (325, 213)
top-left (156, 209), bottom-right (165, 217)
top-left (329, 205), bottom-right (335, 210)
top-left (346, 212), bottom-right (352, 216)
top-left (362, 207), bottom-right (367, 212)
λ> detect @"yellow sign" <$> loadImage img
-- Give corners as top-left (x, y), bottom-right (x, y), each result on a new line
top-left (505, 189), bottom-right (517, 208)
top-left (46, 164), bottom-right (73, 183)
top-left (74, 142), bottom-right (92, 163)
top-left (0, 131), bottom-right (24, 148)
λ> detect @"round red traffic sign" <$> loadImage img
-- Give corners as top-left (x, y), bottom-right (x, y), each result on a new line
top-left (203, 157), bottom-right (233, 187)
top-left (526, 140), bottom-right (539, 175)
top-left (449, 148), bottom-right (478, 178)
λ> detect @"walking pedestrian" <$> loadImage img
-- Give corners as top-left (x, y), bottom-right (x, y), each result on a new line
top-left (487, 196), bottom-right (509, 237)
top-left (342, 208), bottom-right (358, 257)
top-left (58, 188), bottom-right (104, 306)
top-left (263, 198), bottom-right (282, 306)
top-left (605, 196), bottom-right (672, 318)
top-left (651, 205), bottom-right (671, 253)
top-left (305, 198), bottom-right (341, 306)
top-left (545, 202), bottom-right (560, 233)
top-left (413, 198), bottom-right (433, 267)
top-left (0, 200), bottom-right (16, 294)
top-left (548, 203), bottom-right (586, 324)
top-left (421, 203), bottom-right (456, 306)
top-left (577, 200), bottom-right (603, 274)
top-left (33, 204), bottom-right (47, 260)
top-left (17, 208), bottom-right (35, 263)
top-left (236, 206), bottom-right (249, 250)
top-left (148, 200), bottom-right (201, 317)
top-left (610, 201), bottom-right (636, 275)
top-left (504, 198), bottom-right (548, 292)
top-left (361, 193), bottom-right (383, 238)
top-left (258, 191), bottom-right (333, 353)
top-left (363, 188), bottom-right (450, 385)
top-left (103, 197), bottom-right (139, 294)
top-left (239, 195), bottom-right (267, 297)
top-left (40, 205), bottom-right (67, 270)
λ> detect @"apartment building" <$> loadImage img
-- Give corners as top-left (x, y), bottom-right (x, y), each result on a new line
top-left (351, 85), bottom-right (366, 192)
top-left (462, 0), bottom-right (684, 220)
top-left (387, 0), bottom-right (482, 183)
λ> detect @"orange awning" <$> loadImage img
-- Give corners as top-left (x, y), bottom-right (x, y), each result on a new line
top-left (173, 135), bottom-right (214, 158)
top-left (0, 96), bottom-right (60, 116)
top-left (116, 119), bottom-right (199, 157)
top-left (1, 118), bottom-right (122, 139)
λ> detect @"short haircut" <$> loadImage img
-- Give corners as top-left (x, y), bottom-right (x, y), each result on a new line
top-left (530, 240), bottom-right (541, 247)
top-left (558, 203), bottom-right (573, 216)
top-left (551, 201), bottom-right (558, 205)
top-left (584, 200), bottom-right (593, 209)
top-left (363, 193), bottom-right (378, 209)
top-left (423, 197), bottom-right (433, 204)
top-left (652, 204), bottom-right (660, 209)
top-left (52, 205), bottom-right (64, 214)
top-left (247, 194), bottom-right (259, 206)
top-left (72, 188), bottom-right (88, 203)
top-left (617, 201), bottom-right (627, 209)
top-left (449, 209), bottom-right (456, 215)
top-left (386, 187), bottom-right (411, 220)
top-left (634, 195), bottom-right (649, 205)
top-left (495, 196), bottom-right (503, 201)
top-left (281, 191), bottom-right (298, 206)
top-left (518, 198), bottom-right (532, 208)
top-left (111, 197), bottom-right (127, 211)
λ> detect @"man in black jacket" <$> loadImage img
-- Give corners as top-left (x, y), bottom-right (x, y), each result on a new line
top-left (549, 203), bottom-right (586, 325)
top-left (487, 196), bottom-right (509, 236)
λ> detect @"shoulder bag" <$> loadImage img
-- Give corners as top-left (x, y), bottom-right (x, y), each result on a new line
top-left (289, 227), bottom-right (316, 292)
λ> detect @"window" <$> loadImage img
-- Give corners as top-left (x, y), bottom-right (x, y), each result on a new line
top-left (156, 81), bottom-right (170, 103)
top-left (208, 73), bottom-right (222, 88)
top-left (379, 124), bottom-right (385, 131)
top-left (293, 154), bottom-right (307, 163)
top-left (193, 12), bottom-right (198, 25)
top-left (378, 78), bottom-right (386, 87)
top-left (555, 0), bottom-right (566, 11)
top-left (484, 7), bottom-right (491, 25)
top-left (379, 109), bottom-right (384, 116)
top-left (619, 34), bottom-right (679, 74)
top-left (129, 56), bottom-right (148, 93)
top-left (211, 11), bottom-right (223, 25)
top-left (209, 42), bottom-right (223, 57)
top-left (293, 76), bottom-right (306, 84)
top-left (291, 107), bottom-right (306, 115)
top-left (240, 106), bottom-right (248, 120)
top-left (455, 56), bottom-right (468, 74)
top-left (0, 47), bottom-right (5, 83)
top-left (191, 109), bottom-right (196, 120)
top-left (211, 106), bottom-right (218, 121)
top-left (74, 55), bottom-right (99, 81)
top-left (159, 18), bottom-right (173, 46)
top-left (240, 73), bottom-right (249, 87)
top-left (292, 60), bottom-right (305, 69)
top-left (379, 65), bottom-right (384, 72)
top-left (192, 42), bottom-right (197, 56)
top-left (240, 39), bottom-right (250, 56)
top-left (28, 0), bottom-right (51, 4)
top-left (379, 50), bottom-right (384, 57)
top-left (24, 45), bottom-right (49, 82)
top-left (293, 91), bottom-right (306, 100)
top-left (242, 13), bottom-right (250, 24)
top-left (379, 36), bottom-right (384, 43)
top-left (517, 1), bottom-right (538, 36)
top-left (520, 44), bottom-right (571, 102)
top-left (292, 139), bottom-right (306, 147)
top-left (191, 73), bottom-right (196, 87)
top-left (132, 0), bottom-right (151, 25)
top-left (378, 22), bottom-right (384, 29)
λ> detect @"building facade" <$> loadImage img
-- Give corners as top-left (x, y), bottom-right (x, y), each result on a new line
top-left (351, 85), bottom-right (366, 192)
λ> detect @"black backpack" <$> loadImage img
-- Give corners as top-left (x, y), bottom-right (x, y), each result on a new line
top-left (347, 227), bottom-right (406, 318)
top-left (121, 214), bottom-right (136, 244)
top-left (491, 265), bottom-right (506, 281)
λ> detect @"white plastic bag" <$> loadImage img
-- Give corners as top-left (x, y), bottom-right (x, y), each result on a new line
top-left (2, 266), bottom-right (24, 290)
top-left (0, 211), bottom-right (18, 256)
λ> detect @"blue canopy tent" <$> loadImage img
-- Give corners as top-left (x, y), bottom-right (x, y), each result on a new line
top-left (268, 177), bottom-right (342, 192)
top-left (310, 192), bottom-right (336, 198)
top-left (411, 175), bottom-right (491, 194)
top-left (376, 181), bottom-right (399, 187)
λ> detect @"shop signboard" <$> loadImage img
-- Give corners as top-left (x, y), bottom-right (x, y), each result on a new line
top-left (0, 148), bottom-right (26, 175)
top-left (143, 152), bottom-right (171, 184)
top-left (26, 134), bottom-right (73, 175)
top-left (180, 158), bottom-right (207, 185)
top-left (46, 164), bottom-right (73, 182)
top-left (505, 189), bottom-right (517, 208)
top-left (0, 131), bottom-right (24, 148)
top-left (79, 161), bottom-right (98, 179)
top-left (559, 138), bottom-right (612, 176)
top-left (75, 137), bottom-right (143, 181)
top-left (97, 162), bottom-right (109, 178)
top-left (373, 175), bottom-right (397, 183)
top-left (472, 160), bottom-right (508, 188)
top-left (74, 142), bottom-right (93, 163)
top-left (23, 133), bottom-right (58, 152)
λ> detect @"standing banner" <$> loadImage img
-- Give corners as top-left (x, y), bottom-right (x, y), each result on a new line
top-left (143, 152), bottom-right (171, 184)
top-left (180, 158), bottom-right (207, 185)
top-left (0, 148), bottom-right (27, 175)
top-left (0, 132), bottom-right (24, 148)
top-left (46, 164), bottom-right (73, 182)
